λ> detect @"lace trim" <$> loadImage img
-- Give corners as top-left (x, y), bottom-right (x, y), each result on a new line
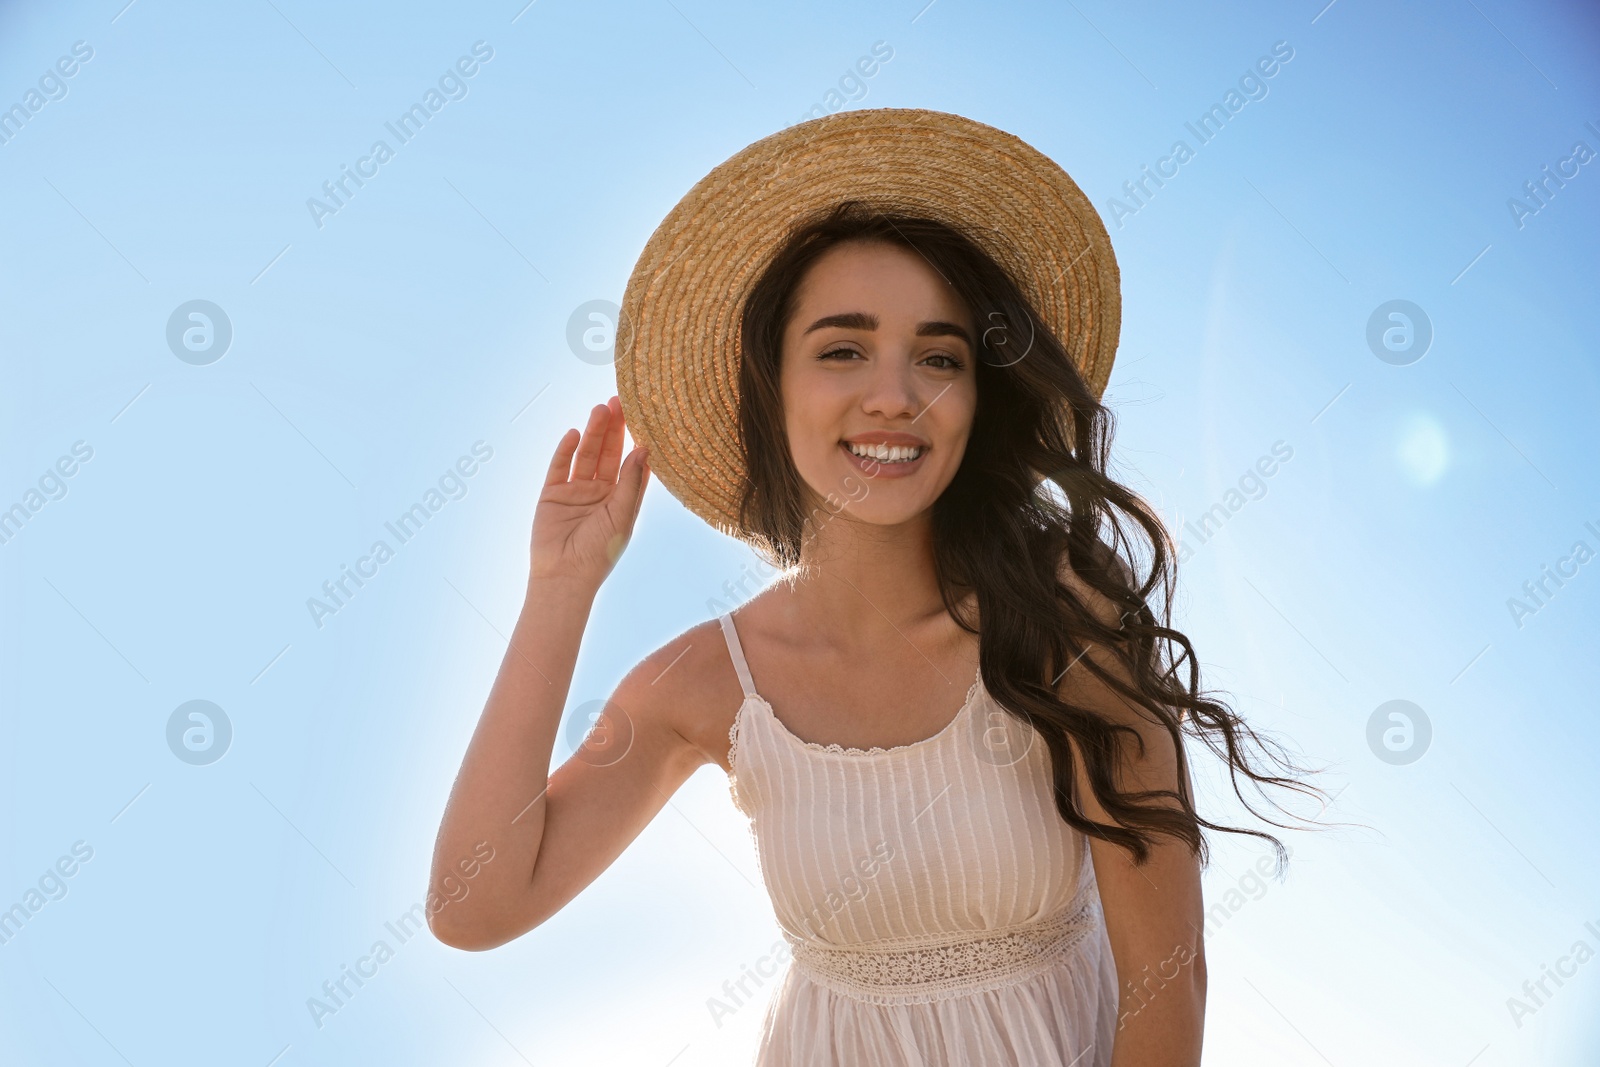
top-left (726, 702), bottom-right (747, 814)
top-left (784, 888), bottom-right (1099, 1006)
top-left (727, 668), bottom-right (984, 810)
top-left (757, 670), bottom-right (984, 758)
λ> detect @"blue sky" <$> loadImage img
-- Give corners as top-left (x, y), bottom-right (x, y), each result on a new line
top-left (1, 0), bottom-right (1597, 1064)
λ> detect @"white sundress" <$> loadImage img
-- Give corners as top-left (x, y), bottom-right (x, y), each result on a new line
top-left (717, 611), bottom-right (1120, 1067)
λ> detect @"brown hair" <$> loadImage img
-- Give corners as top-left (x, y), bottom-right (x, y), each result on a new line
top-left (731, 200), bottom-right (1327, 870)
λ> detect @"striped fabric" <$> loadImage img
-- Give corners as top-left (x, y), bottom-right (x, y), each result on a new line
top-left (717, 611), bottom-right (1119, 1066)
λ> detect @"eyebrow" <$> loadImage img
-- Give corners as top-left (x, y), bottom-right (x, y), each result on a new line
top-left (801, 312), bottom-right (972, 346)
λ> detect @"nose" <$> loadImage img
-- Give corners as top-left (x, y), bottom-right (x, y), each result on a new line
top-left (858, 351), bottom-right (922, 422)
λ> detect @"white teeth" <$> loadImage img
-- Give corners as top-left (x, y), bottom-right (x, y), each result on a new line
top-left (845, 442), bottom-right (924, 463)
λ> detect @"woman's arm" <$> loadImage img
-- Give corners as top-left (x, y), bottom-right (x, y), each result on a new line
top-left (1055, 562), bottom-right (1206, 1066)
top-left (426, 397), bottom-right (706, 950)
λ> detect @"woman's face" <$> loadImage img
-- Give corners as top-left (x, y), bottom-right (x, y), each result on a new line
top-left (779, 239), bottom-right (978, 527)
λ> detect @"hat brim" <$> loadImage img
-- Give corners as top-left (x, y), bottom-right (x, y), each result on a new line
top-left (615, 107), bottom-right (1121, 539)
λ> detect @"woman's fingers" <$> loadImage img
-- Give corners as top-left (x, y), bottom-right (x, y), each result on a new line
top-left (594, 396), bottom-right (626, 484)
top-left (612, 446), bottom-right (650, 529)
top-left (543, 427), bottom-right (580, 488)
top-left (570, 402), bottom-right (611, 481)
top-left (629, 447), bottom-right (650, 525)
top-left (545, 398), bottom-right (632, 489)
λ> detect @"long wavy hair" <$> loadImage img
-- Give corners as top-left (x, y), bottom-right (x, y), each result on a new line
top-left (732, 200), bottom-right (1327, 872)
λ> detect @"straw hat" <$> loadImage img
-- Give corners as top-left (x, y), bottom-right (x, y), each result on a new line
top-left (614, 107), bottom-right (1120, 539)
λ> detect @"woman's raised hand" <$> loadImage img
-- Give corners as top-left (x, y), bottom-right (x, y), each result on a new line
top-left (530, 395), bottom-right (650, 588)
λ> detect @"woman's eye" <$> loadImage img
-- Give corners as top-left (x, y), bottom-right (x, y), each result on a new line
top-left (815, 348), bottom-right (963, 368)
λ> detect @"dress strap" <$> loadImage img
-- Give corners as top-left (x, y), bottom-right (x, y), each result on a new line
top-left (717, 612), bottom-right (757, 698)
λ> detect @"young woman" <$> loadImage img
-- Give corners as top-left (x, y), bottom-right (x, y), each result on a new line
top-left (428, 110), bottom-right (1318, 1067)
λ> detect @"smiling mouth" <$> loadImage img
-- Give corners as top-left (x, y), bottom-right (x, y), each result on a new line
top-left (842, 441), bottom-right (928, 464)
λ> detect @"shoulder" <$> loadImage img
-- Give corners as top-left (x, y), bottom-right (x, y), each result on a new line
top-left (1051, 540), bottom-right (1135, 634)
top-left (606, 614), bottom-right (747, 774)
top-left (1049, 545), bottom-right (1183, 819)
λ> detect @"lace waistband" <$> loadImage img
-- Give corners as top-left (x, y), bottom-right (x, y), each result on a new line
top-left (783, 889), bottom-right (1100, 1006)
